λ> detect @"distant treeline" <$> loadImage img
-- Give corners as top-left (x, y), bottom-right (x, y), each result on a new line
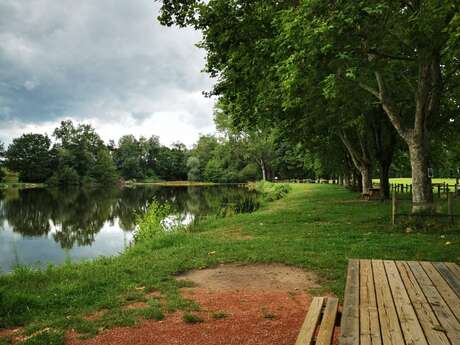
top-left (0, 116), bottom-right (458, 188)
top-left (0, 120), bottom-right (328, 185)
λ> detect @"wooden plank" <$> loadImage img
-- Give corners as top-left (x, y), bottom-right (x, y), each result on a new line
top-left (295, 297), bottom-right (324, 345)
top-left (360, 259), bottom-right (382, 345)
top-left (372, 260), bottom-right (405, 345)
top-left (316, 297), bottom-right (339, 345)
top-left (408, 261), bottom-right (460, 344)
top-left (384, 260), bottom-right (428, 345)
top-left (444, 262), bottom-right (460, 281)
top-left (432, 262), bottom-right (460, 297)
top-left (396, 261), bottom-right (451, 345)
top-left (339, 259), bottom-right (360, 345)
top-left (420, 262), bottom-right (460, 321)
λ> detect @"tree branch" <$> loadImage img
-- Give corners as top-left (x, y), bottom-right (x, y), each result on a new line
top-left (338, 131), bottom-right (363, 171)
top-left (358, 82), bottom-right (380, 99)
top-left (373, 71), bottom-right (411, 141)
top-left (368, 49), bottom-right (415, 62)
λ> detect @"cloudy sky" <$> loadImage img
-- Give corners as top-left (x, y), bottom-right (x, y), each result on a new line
top-left (0, 0), bottom-right (216, 147)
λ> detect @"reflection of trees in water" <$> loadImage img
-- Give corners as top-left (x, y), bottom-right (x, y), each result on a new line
top-left (0, 190), bottom-right (5, 226)
top-left (1, 189), bottom-right (53, 236)
top-left (114, 187), bottom-right (159, 231)
top-left (0, 186), bottom-right (257, 249)
top-left (49, 187), bottom-right (120, 249)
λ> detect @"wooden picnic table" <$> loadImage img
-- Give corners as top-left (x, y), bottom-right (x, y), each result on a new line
top-left (340, 259), bottom-right (460, 345)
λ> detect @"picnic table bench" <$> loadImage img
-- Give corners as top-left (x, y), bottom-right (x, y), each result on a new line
top-left (340, 259), bottom-right (460, 345)
top-left (295, 296), bottom-right (339, 345)
top-left (362, 188), bottom-right (381, 201)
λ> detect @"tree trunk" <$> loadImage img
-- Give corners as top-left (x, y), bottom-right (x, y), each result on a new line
top-left (363, 54), bottom-right (440, 212)
top-left (360, 165), bottom-right (372, 195)
top-left (356, 170), bottom-right (363, 193)
top-left (408, 139), bottom-right (433, 213)
top-left (339, 131), bottom-right (373, 195)
top-left (379, 161), bottom-right (391, 200)
top-left (369, 106), bottom-right (396, 200)
top-left (259, 159), bottom-right (267, 181)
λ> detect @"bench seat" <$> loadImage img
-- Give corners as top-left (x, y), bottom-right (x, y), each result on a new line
top-left (295, 296), bottom-right (339, 345)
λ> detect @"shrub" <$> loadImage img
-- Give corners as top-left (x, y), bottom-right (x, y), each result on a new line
top-left (134, 200), bottom-right (185, 242)
top-left (249, 181), bottom-right (291, 201)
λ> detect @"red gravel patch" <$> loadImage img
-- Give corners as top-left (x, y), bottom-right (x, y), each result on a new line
top-left (66, 264), bottom-right (339, 345)
top-left (69, 289), bottom-right (315, 345)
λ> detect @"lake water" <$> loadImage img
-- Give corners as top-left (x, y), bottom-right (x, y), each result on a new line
top-left (0, 185), bottom-right (257, 273)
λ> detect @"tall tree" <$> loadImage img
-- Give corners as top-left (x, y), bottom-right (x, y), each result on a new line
top-left (5, 134), bottom-right (55, 183)
top-left (277, 0), bottom-right (459, 211)
top-left (52, 120), bottom-right (118, 185)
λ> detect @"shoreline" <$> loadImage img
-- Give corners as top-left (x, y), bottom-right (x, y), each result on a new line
top-left (0, 181), bottom-right (248, 190)
top-left (0, 184), bottom-right (458, 344)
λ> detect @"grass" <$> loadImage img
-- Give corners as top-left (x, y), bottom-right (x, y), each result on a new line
top-left (0, 184), bottom-right (459, 343)
top-left (372, 178), bottom-right (459, 185)
top-left (182, 313), bottom-right (204, 324)
top-left (210, 312), bottom-right (227, 320)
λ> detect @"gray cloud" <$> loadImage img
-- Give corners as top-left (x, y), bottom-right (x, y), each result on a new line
top-left (0, 0), bottom-right (215, 145)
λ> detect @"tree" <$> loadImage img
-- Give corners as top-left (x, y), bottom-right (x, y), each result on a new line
top-left (113, 135), bottom-right (145, 180)
top-left (5, 134), bottom-right (55, 182)
top-left (52, 120), bottom-right (118, 185)
top-left (155, 143), bottom-right (189, 180)
top-left (276, 0), bottom-right (459, 211)
top-left (186, 156), bottom-right (201, 181)
top-left (91, 149), bottom-right (119, 185)
top-left (0, 142), bottom-right (5, 182)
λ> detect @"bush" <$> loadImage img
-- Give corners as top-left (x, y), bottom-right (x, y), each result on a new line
top-left (249, 181), bottom-right (291, 201)
top-left (134, 201), bottom-right (185, 242)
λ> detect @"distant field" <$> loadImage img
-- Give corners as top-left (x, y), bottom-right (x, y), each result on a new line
top-left (373, 178), bottom-right (458, 185)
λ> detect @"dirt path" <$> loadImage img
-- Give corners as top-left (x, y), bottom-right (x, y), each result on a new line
top-left (68, 263), bottom-right (337, 345)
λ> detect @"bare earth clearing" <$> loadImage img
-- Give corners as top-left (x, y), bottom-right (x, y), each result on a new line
top-left (68, 264), bottom-right (338, 345)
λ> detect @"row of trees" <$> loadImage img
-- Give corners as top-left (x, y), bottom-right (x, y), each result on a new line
top-left (0, 121), bottom-right (118, 185)
top-left (158, 0), bottom-right (460, 212)
top-left (0, 120), bottom-right (326, 185)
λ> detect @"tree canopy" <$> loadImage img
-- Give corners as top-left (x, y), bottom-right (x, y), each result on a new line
top-left (158, 0), bottom-right (460, 210)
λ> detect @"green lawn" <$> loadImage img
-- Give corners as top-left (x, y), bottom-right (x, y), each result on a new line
top-left (1, 184), bottom-right (459, 344)
top-left (373, 178), bottom-right (459, 185)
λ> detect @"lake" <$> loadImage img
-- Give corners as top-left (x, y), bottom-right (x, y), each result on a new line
top-left (0, 185), bottom-right (257, 273)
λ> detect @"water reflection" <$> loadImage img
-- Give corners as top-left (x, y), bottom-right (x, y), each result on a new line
top-left (0, 185), bottom-right (257, 272)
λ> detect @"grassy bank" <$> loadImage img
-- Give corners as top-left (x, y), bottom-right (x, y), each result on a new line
top-left (1, 184), bottom-right (459, 344)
